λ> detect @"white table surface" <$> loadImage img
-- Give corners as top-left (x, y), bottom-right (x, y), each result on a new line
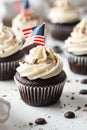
top-left (0, 35), bottom-right (87, 130)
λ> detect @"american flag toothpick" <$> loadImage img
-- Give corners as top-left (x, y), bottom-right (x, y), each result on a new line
top-left (21, 23), bottom-right (45, 49)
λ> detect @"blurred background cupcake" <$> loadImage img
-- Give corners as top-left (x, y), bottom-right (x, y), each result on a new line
top-left (0, 23), bottom-right (24, 80)
top-left (46, 0), bottom-right (80, 41)
top-left (64, 20), bottom-right (87, 75)
top-left (12, 0), bottom-right (43, 43)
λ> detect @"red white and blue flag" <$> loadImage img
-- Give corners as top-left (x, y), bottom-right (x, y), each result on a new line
top-left (12, 0), bottom-right (22, 13)
top-left (21, 24), bottom-right (45, 49)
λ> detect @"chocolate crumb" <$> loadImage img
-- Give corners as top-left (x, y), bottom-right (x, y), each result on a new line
top-left (35, 118), bottom-right (47, 125)
top-left (75, 79), bottom-right (79, 82)
top-left (2, 95), bottom-right (7, 97)
top-left (84, 104), bottom-right (87, 107)
top-left (29, 122), bottom-right (33, 126)
top-left (46, 51), bottom-right (49, 56)
top-left (60, 107), bottom-right (62, 109)
top-left (72, 93), bottom-right (75, 95)
top-left (83, 109), bottom-right (87, 112)
top-left (64, 111), bottom-right (75, 119)
top-left (32, 59), bottom-right (37, 64)
top-left (13, 36), bottom-right (15, 39)
top-left (75, 106), bottom-right (81, 111)
top-left (66, 95), bottom-right (69, 98)
top-left (79, 89), bottom-right (87, 95)
top-left (80, 79), bottom-right (87, 84)
top-left (71, 96), bottom-right (74, 100)
top-left (2, 50), bottom-right (5, 53)
top-left (64, 104), bottom-right (66, 107)
top-left (67, 80), bottom-right (71, 83)
top-left (53, 46), bottom-right (62, 53)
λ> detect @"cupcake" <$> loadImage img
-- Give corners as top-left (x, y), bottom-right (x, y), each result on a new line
top-left (14, 24), bottom-right (66, 106)
top-left (46, 0), bottom-right (80, 41)
top-left (64, 20), bottom-right (87, 75)
top-left (12, 0), bottom-right (43, 44)
top-left (0, 24), bottom-right (24, 80)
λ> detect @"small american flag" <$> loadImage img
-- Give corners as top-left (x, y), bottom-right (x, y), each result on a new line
top-left (21, 24), bottom-right (45, 49)
top-left (12, 0), bottom-right (22, 13)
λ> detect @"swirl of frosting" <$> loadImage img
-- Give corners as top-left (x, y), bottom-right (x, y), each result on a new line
top-left (12, 14), bottom-right (42, 41)
top-left (0, 24), bottom-right (22, 58)
top-left (47, 0), bottom-right (80, 23)
top-left (16, 46), bottom-right (63, 80)
top-left (65, 20), bottom-right (87, 55)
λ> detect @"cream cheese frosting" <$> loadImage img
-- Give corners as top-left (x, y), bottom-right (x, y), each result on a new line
top-left (0, 24), bottom-right (22, 58)
top-left (17, 46), bottom-right (63, 80)
top-left (65, 20), bottom-right (87, 55)
top-left (12, 13), bottom-right (42, 42)
top-left (48, 0), bottom-right (80, 23)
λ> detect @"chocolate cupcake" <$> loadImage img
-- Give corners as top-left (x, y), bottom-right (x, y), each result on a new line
top-left (64, 20), bottom-right (87, 75)
top-left (12, 0), bottom-right (43, 45)
top-left (46, 0), bottom-right (80, 41)
top-left (14, 46), bottom-right (66, 106)
top-left (0, 24), bottom-right (24, 80)
top-left (14, 24), bottom-right (66, 106)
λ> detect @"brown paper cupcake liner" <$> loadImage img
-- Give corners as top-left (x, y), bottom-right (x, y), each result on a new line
top-left (66, 52), bottom-right (87, 75)
top-left (0, 61), bottom-right (19, 80)
top-left (46, 21), bottom-right (80, 41)
top-left (14, 77), bottom-right (66, 106)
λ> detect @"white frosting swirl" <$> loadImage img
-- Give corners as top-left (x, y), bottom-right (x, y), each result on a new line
top-left (17, 46), bottom-right (63, 80)
top-left (65, 20), bottom-right (87, 55)
top-left (0, 24), bottom-right (22, 58)
top-left (12, 13), bottom-right (42, 42)
top-left (48, 0), bottom-right (80, 23)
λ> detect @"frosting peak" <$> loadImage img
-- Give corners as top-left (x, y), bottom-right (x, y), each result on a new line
top-left (0, 24), bottom-right (22, 58)
top-left (65, 20), bottom-right (87, 55)
top-left (17, 46), bottom-right (63, 80)
top-left (48, 0), bottom-right (80, 23)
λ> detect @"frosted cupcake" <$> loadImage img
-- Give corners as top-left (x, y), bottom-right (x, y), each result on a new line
top-left (14, 24), bottom-right (66, 106)
top-left (46, 0), bottom-right (80, 40)
top-left (0, 24), bottom-right (24, 80)
top-left (12, 0), bottom-right (43, 43)
top-left (65, 20), bottom-right (87, 75)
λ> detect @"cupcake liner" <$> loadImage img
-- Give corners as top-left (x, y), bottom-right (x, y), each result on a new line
top-left (66, 52), bottom-right (87, 75)
top-left (14, 77), bottom-right (66, 106)
top-left (0, 60), bottom-right (19, 80)
top-left (46, 21), bottom-right (79, 41)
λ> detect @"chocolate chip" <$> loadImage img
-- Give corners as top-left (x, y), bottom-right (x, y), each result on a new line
top-left (64, 111), bottom-right (75, 119)
top-left (53, 46), bottom-right (62, 53)
top-left (35, 118), bottom-right (47, 125)
top-left (84, 104), bottom-right (87, 107)
top-left (79, 89), bottom-right (87, 95)
top-left (29, 122), bottom-right (33, 126)
top-left (80, 79), bottom-right (87, 84)
top-left (71, 96), bottom-right (74, 100)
